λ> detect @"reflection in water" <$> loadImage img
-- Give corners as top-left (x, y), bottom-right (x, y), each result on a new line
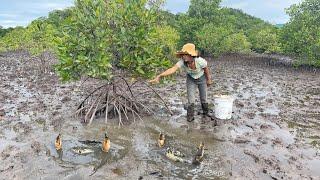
top-left (90, 152), bottom-right (109, 176)
top-left (57, 149), bottom-right (63, 160)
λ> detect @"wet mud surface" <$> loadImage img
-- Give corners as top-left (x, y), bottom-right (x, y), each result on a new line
top-left (0, 51), bottom-right (319, 179)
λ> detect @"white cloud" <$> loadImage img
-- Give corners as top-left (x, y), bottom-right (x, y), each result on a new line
top-left (1, 20), bottom-right (16, 23)
top-left (0, 14), bottom-right (19, 18)
top-left (0, 20), bottom-right (29, 28)
top-left (32, 2), bottom-right (73, 11)
top-left (0, 0), bottom-right (74, 27)
top-left (220, 0), bottom-right (303, 24)
top-left (224, 1), bottom-right (249, 9)
top-left (265, 0), bottom-right (302, 10)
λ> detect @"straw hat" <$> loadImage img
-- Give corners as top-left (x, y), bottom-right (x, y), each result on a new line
top-left (176, 43), bottom-right (199, 58)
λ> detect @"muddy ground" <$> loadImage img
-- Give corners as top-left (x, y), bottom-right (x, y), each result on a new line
top-left (0, 51), bottom-right (319, 180)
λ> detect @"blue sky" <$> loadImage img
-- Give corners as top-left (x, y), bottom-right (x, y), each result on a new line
top-left (0, 0), bottom-right (73, 28)
top-left (0, 0), bottom-right (303, 28)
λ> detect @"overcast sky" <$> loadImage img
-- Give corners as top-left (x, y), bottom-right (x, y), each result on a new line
top-left (0, 0), bottom-right (303, 28)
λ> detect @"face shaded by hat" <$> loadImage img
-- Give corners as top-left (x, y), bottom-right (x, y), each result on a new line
top-left (176, 43), bottom-right (199, 58)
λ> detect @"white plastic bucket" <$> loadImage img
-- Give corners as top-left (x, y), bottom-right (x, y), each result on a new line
top-left (214, 95), bottom-right (234, 120)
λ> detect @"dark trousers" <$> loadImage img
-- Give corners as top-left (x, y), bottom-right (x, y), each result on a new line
top-left (186, 74), bottom-right (207, 105)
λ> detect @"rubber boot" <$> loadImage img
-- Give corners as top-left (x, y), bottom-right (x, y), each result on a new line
top-left (200, 103), bottom-right (209, 124)
top-left (201, 103), bottom-right (209, 116)
top-left (187, 103), bottom-right (195, 122)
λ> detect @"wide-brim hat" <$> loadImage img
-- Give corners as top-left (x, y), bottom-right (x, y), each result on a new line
top-left (176, 43), bottom-right (198, 58)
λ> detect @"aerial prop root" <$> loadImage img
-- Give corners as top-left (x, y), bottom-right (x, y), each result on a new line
top-left (75, 76), bottom-right (172, 125)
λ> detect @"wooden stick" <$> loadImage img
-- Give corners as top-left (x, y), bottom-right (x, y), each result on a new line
top-left (141, 82), bottom-right (173, 115)
top-left (113, 101), bottom-right (123, 126)
top-left (119, 102), bottom-right (129, 121)
top-left (77, 83), bottom-right (109, 110)
top-left (88, 95), bottom-right (102, 125)
top-left (84, 95), bottom-right (99, 123)
top-left (105, 92), bottom-right (110, 124)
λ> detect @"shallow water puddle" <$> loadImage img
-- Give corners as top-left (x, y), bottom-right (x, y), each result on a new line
top-left (48, 117), bottom-right (228, 179)
top-left (48, 125), bottom-right (128, 168)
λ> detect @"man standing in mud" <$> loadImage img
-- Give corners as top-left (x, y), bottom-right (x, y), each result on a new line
top-left (149, 43), bottom-right (213, 122)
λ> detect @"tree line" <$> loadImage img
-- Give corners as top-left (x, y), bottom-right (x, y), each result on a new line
top-left (0, 0), bottom-right (319, 81)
